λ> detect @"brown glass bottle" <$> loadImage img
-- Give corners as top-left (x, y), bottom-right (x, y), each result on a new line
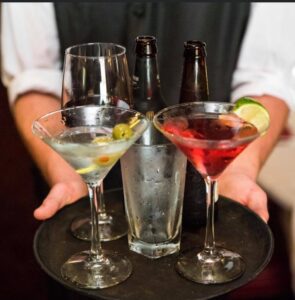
top-left (179, 41), bottom-right (210, 230)
top-left (132, 36), bottom-right (167, 145)
top-left (179, 41), bottom-right (209, 103)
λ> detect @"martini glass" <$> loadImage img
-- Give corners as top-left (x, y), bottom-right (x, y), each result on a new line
top-left (62, 42), bottom-right (132, 242)
top-left (154, 102), bottom-right (266, 284)
top-left (33, 105), bottom-right (148, 288)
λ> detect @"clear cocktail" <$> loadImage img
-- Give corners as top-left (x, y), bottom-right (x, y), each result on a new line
top-left (33, 105), bottom-right (148, 289)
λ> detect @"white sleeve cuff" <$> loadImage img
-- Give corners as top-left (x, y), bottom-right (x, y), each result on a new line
top-left (231, 72), bottom-right (295, 111)
top-left (8, 68), bottom-right (62, 106)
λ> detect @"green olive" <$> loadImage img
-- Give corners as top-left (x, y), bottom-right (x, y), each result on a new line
top-left (112, 123), bottom-right (133, 140)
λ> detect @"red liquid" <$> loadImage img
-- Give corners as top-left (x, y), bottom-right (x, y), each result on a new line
top-left (162, 114), bottom-right (258, 178)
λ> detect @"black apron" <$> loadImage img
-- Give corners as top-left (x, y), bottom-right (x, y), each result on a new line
top-left (55, 2), bottom-right (250, 104)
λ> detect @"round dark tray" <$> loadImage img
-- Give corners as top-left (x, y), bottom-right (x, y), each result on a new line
top-left (34, 188), bottom-right (273, 300)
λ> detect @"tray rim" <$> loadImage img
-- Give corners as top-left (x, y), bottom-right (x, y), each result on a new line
top-left (33, 191), bottom-right (274, 300)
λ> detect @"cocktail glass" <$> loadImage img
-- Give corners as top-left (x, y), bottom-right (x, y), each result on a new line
top-left (33, 105), bottom-right (148, 288)
top-left (153, 102), bottom-right (266, 284)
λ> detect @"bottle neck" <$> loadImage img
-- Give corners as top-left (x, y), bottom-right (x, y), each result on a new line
top-left (133, 55), bottom-right (165, 114)
top-left (179, 56), bottom-right (209, 103)
top-left (133, 55), bottom-right (161, 95)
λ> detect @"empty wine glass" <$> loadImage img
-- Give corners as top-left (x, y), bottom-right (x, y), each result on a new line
top-left (62, 42), bottom-right (132, 241)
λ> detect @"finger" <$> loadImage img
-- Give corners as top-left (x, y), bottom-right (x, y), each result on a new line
top-left (33, 182), bottom-right (86, 220)
top-left (247, 188), bottom-right (269, 223)
top-left (34, 183), bottom-right (72, 220)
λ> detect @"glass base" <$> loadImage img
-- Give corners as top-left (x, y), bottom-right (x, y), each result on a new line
top-left (61, 250), bottom-right (132, 289)
top-left (128, 234), bottom-right (180, 259)
top-left (70, 211), bottom-right (128, 241)
top-left (176, 247), bottom-right (245, 284)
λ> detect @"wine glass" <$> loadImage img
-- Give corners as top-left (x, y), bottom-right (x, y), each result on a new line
top-left (33, 105), bottom-right (148, 288)
top-left (153, 102), bottom-right (267, 284)
top-left (62, 42), bottom-right (132, 241)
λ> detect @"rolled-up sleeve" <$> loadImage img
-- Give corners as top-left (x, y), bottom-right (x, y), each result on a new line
top-left (231, 3), bottom-right (295, 111)
top-left (1, 3), bottom-right (62, 106)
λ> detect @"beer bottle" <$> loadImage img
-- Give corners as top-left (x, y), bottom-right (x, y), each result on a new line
top-left (179, 41), bottom-right (210, 229)
top-left (132, 35), bottom-right (167, 145)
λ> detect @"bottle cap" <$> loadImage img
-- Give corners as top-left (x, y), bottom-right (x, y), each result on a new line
top-left (184, 40), bottom-right (207, 58)
top-left (135, 36), bottom-right (157, 56)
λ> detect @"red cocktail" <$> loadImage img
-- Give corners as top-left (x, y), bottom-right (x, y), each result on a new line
top-left (153, 102), bottom-right (265, 284)
top-left (163, 114), bottom-right (258, 178)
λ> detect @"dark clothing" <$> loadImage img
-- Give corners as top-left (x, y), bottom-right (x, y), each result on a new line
top-left (54, 2), bottom-right (250, 192)
top-left (55, 2), bottom-right (250, 105)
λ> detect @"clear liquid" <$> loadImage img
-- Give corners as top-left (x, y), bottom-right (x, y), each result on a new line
top-left (47, 127), bottom-right (130, 184)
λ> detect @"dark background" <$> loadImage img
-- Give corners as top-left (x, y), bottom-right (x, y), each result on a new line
top-left (0, 81), bottom-right (293, 299)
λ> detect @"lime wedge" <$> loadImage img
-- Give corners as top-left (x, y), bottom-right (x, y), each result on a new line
top-left (233, 97), bottom-right (270, 134)
top-left (76, 164), bottom-right (99, 175)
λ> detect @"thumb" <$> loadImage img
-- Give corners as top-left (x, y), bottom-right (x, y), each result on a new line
top-left (246, 186), bottom-right (269, 223)
top-left (33, 181), bottom-right (87, 220)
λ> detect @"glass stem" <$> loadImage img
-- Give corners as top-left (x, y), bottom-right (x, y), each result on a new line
top-left (88, 183), bottom-right (103, 259)
top-left (97, 181), bottom-right (108, 219)
top-left (203, 177), bottom-right (218, 255)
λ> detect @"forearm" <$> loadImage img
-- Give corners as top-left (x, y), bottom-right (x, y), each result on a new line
top-left (11, 92), bottom-right (87, 219)
top-left (12, 92), bottom-right (67, 185)
top-left (218, 95), bottom-right (289, 221)
top-left (228, 94), bottom-right (290, 179)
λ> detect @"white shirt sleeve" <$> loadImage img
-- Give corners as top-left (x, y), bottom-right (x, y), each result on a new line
top-left (1, 3), bottom-right (62, 106)
top-left (231, 3), bottom-right (295, 111)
